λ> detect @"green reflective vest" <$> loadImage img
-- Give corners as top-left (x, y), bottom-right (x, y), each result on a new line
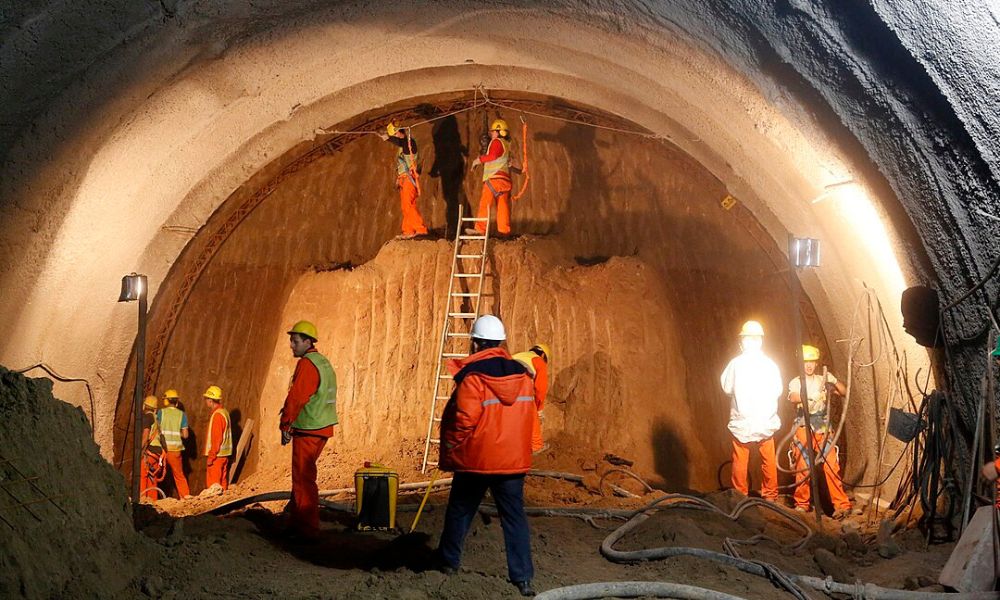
top-left (292, 352), bottom-right (338, 430)
top-left (482, 138), bottom-right (510, 182)
top-left (151, 407), bottom-right (185, 451)
top-left (204, 408), bottom-right (233, 457)
top-left (396, 146), bottom-right (418, 177)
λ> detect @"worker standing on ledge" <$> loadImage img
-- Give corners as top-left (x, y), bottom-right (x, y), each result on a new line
top-left (470, 119), bottom-right (516, 237)
top-left (201, 385), bottom-right (232, 496)
top-left (379, 122), bottom-right (428, 239)
top-left (788, 345), bottom-right (851, 517)
top-left (720, 320), bottom-right (782, 502)
top-left (978, 338), bottom-right (1000, 505)
top-left (150, 389), bottom-right (191, 499)
top-left (436, 315), bottom-right (536, 597)
top-left (279, 320), bottom-right (338, 541)
top-left (513, 343), bottom-right (551, 454)
top-left (139, 395), bottom-right (164, 501)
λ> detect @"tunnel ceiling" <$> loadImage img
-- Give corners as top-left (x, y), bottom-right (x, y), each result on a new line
top-left (1, 0), bottom-right (998, 462)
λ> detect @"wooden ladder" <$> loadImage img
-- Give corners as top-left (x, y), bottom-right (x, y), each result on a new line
top-left (421, 204), bottom-right (491, 473)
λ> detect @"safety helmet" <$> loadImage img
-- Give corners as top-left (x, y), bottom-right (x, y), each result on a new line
top-left (993, 337), bottom-right (1000, 357)
top-left (386, 121), bottom-right (399, 136)
top-left (471, 314), bottom-right (506, 341)
top-left (490, 119), bottom-right (509, 135)
top-left (739, 320), bottom-right (765, 337)
top-left (203, 385), bottom-right (223, 401)
top-left (802, 345), bottom-right (821, 362)
top-left (164, 389), bottom-right (180, 399)
top-left (143, 395), bottom-right (159, 409)
top-left (511, 351), bottom-right (538, 376)
top-left (287, 320), bottom-right (318, 342)
top-left (531, 343), bottom-right (552, 362)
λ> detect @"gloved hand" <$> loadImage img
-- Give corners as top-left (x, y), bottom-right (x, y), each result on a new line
top-left (206, 457), bottom-right (215, 467)
top-left (281, 430), bottom-right (292, 446)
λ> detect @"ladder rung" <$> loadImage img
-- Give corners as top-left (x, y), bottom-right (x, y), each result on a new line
top-left (442, 352), bottom-right (468, 358)
top-left (448, 332), bottom-right (472, 337)
top-left (435, 396), bottom-right (450, 401)
top-left (453, 273), bottom-right (480, 278)
top-left (459, 235), bottom-right (487, 240)
top-left (456, 254), bottom-right (483, 259)
top-left (439, 374), bottom-right (453, 379)
top-left (461, 217), bottom-right (489, 222)
top-left (429, 438), bottom-right (440, 444)
top-left (448, 312), bottom-right (476, 318)
top-left (433, 417), bottom-right (442, 422)
top-left (426, 461), bottom-right (439, 467)
top-left (451, 292), bottom-right (477, 297)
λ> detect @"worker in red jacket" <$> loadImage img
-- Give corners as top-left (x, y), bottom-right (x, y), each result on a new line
top-left (201, 385), bottom-right (231, 496)
top-left (470, 119), bottom-right (516, 236)
top-left (279, 320), bottom-right (338, 541)
top-left (436, 314), bottom-right (536, 597)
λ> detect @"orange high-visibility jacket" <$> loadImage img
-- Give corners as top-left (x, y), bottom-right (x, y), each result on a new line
top-left (439, 347), bottom-right (536, 474)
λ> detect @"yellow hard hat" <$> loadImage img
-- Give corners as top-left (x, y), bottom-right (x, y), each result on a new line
top-left (512, 352), bottom-right (537, 376)
top-left (386, 121), bottom-right (400, 136)
top-left (143, 395), bottom-right (159, 409)
top-left (802, 345), bottom-right (821, 361)
top-left (531, 343), bottom-right (552, 363)
top-left (287, 320), bottom-right (318, 341)
top-left (203, 385), bottom-right (223, 401)
top-left (739, 320), bottom-right (765, 337)
top-left (490, 119), bottom-right (509, 134)
top-left (164, 389), bottom-right (180, 399)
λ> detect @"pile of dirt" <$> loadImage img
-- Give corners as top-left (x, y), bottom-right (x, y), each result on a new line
top-left (0, 367), bottom-right (146, 598)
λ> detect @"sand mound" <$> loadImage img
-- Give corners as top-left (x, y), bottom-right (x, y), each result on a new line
top-left (0, 366), bottom-right (142, 598)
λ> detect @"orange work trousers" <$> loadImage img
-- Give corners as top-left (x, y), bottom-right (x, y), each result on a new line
top-left (397, 175), bottom-right (428, 235)
top-left (139, 451), bottom-right (162, 500)
top-left (206, 457), bottom-right (229, 491)
top-left (476, 177), bottom-right (513, 234)
top-left (792, 428), bottom-right (850, 510)
top-left (289, 433), bottom-right (329, 538)
top-left (731, 436), bottom-right (778, 500)
top-left (163, 451), bottom-right (190, 498)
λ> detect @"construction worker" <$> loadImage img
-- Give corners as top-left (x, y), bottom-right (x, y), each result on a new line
top-left (279, 320), bottom-right (338, 541)
top-left (437, 314), bottom-right (536, 597)
top-left (470, 119), bottom-right (515, 237)
top-left (201, 385), bottom-right (232, 496)
top-left (720, 320), bottom-right (782, 501)
top-left (139, 395), bottom-right (164, 501)
top-left (380, 122), bottom-right (428, 239)
top-left (513, 343), bottom-right (551, 454)
top-left (788, 345), bottom-right (851, 517)
top-left (150, 389), bottom-right (191, 499)
top-left (978, 338), bottom-right (1000, 505)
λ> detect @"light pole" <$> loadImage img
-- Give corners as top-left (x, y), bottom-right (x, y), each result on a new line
top-left (118, 273), bottom-right (148, 526)
top-left (788, 236), bottom-right (824, 523)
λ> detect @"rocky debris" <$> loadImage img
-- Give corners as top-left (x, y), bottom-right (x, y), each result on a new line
top-left (876, 519), bottom-right (903, 559)
top-left (814, 548), bottom-right (854, 583)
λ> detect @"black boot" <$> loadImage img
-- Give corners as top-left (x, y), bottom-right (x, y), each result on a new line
top-left (514, 580), bottom-right (535, 597)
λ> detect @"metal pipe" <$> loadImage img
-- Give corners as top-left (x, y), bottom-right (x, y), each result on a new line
top-left (131, 290), bottom-right (147, 527)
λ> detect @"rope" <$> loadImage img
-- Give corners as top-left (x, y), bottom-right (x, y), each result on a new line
top-left (13, 363), bottom-right (96, 440)
top-left (511, 117), bottom-right (530, 201)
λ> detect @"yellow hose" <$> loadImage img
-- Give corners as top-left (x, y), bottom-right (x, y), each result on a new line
top-left (409, 469), bottom-right (440, 533)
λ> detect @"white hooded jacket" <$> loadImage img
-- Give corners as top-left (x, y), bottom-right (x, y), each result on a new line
top-left (720, 350), bottom-right (782, 443)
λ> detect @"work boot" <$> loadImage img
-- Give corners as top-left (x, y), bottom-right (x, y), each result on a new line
top-left (832, 508), bottom-right (849, 520)
top-left (514, 581), bottom-right (535, 597)
top-left (463, 228), bottom-right (482, 236)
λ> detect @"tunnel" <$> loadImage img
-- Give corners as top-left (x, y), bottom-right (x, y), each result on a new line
top-left (2, 0), bottom-right (999, 579)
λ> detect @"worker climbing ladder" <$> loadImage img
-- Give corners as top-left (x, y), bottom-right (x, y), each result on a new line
top-left (421, 204), bottom-right (492, 473)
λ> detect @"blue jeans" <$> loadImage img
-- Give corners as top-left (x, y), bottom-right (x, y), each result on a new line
top-left (438, 472), bottom-right (534, 582)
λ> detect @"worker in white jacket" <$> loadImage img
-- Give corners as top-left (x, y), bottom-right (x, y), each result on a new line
top-left (720, 320), bottom-right (782, 500)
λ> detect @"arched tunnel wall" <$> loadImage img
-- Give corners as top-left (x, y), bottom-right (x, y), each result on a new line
top-left (3, 1), bottom-right (998, 497)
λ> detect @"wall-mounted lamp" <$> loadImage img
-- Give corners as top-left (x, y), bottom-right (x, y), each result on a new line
top-left (118, 273), bottom-right (148, 526)
top-left (791, 237), bottom-right (821, 268)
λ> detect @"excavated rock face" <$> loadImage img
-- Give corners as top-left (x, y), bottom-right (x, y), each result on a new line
top-left (0, 367), bottom-right (142, 598)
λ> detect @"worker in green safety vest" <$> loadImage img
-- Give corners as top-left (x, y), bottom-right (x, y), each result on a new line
top-left (279, 319), bottom-right (338, 540)
top-left (150, 389), bottom-right (191, 499)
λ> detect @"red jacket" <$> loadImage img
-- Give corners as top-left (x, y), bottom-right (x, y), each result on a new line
top-left (439, 347), bottom-right (536, 474)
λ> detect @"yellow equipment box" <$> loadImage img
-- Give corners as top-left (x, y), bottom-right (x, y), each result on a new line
top-left (354, 463), bottom-right (398, 531)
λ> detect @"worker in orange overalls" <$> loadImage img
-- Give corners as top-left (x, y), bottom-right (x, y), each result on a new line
top-left (380, 122), bottom-right (428, 239)
top-left (978, 338), bottom-right (1000, 505)
top-left (201, 385), bottom-right (232, 496)
top-left (280, 320), bottom-right (338, 541)
top-left (788, 345), bottom-right (852, 518)
top-left (720, 320), bottom-right (782, 501)
top-left (513, 343), bottom-right (551, 454)
top-left (139, 395), bottom-right (165, 501)
top-left (470, 119), bottom-right (515, 237)
top-left (151, 389), bottom-right (191, 499)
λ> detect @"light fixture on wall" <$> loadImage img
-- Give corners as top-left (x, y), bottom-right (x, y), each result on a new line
top-left (787, 237), bottom-right (824, 522)
top-left (118, 273), bottom-right (148, 526)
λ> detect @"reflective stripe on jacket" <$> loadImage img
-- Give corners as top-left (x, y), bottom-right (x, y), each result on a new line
top-left (439, 347), bottom-right (536, 474)
top-left (482, 138), bottom-right (510, 182)
top-left (204, 408), bottom-right (233, 457)
top-left (291, 352), bottom-right (338, 430)
top-left (153, 407), bottom-right (186, 451)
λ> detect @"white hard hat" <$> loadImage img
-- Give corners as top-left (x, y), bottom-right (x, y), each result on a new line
top-left (471, 314), bottom-right (506, 341)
